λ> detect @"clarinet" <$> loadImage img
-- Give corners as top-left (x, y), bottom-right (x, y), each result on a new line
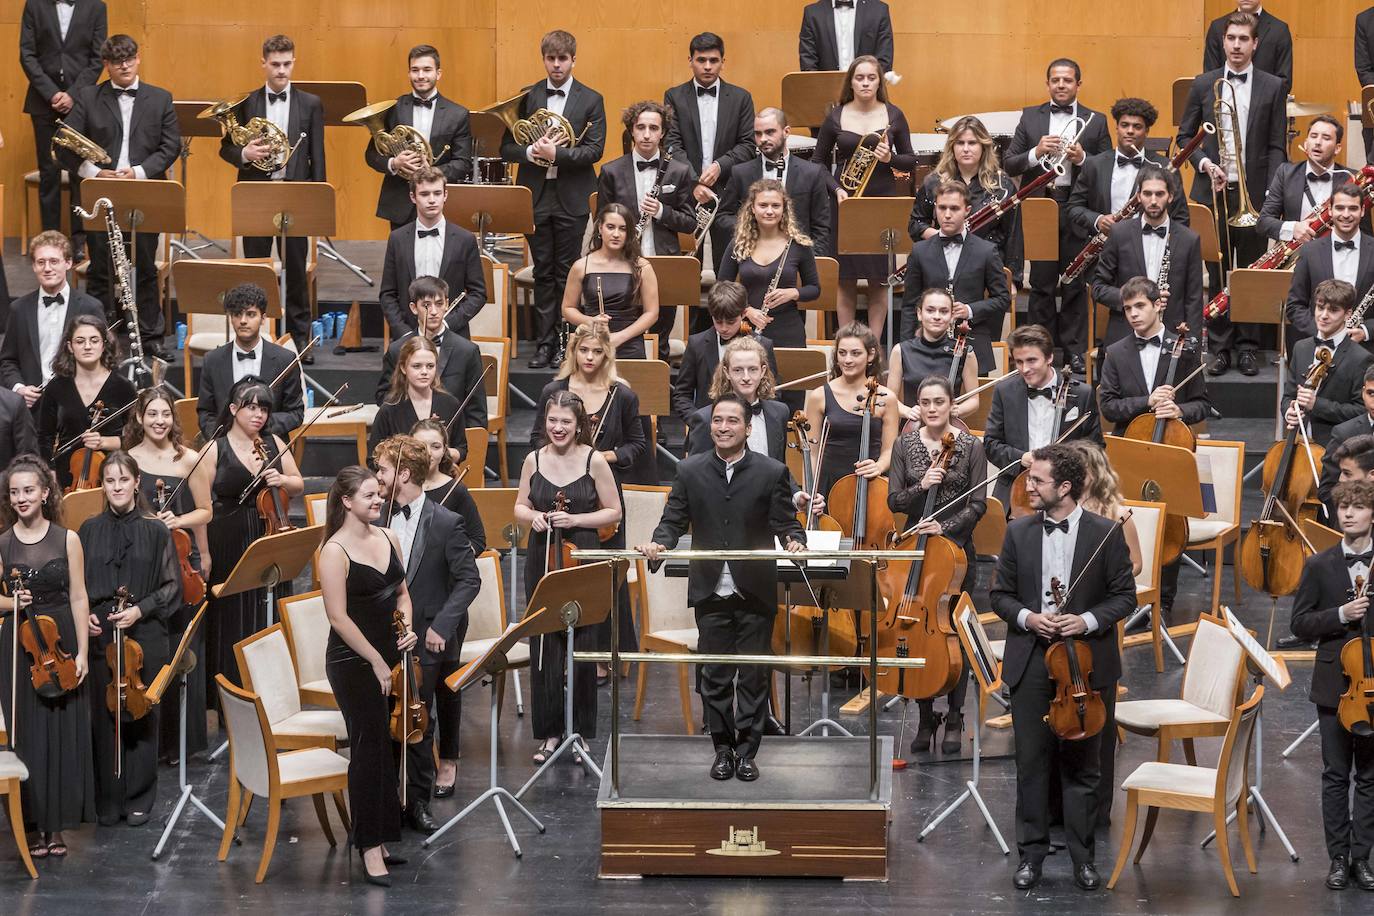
top-left (636, 151), bottom-right (672, 236)
top-left (73, 198), bottom-right (145, 385)
top-left (1155, 233), bottom-right (1171, 300)
top-left (1349, 282), bottom-right (1374, 334)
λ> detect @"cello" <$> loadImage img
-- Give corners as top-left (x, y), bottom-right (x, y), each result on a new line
top-left (1043, 576), bottom-right (1106, 741)
top-left (66, 400), bottom-right (108, 493)
top-left (827, 377), bottom-right (895, 547)
top-left (10, 568), bottom-right (80, 698)
top-left (155, 478), bottom-right (206, 606)
top-left (104, 586), bottom-right (152, 778)
top-left (389, 606), bottom-right (427, 806)
top-left (1339, 575), bottom-right (1374, 736)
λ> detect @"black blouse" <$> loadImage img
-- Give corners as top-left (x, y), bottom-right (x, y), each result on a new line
top-left (38, 372), bottom-right (138, 484)
top-left (813, 102), bottom-right (918, 198)
top-left (78, 508), bottom-right (181, 633)
top-left (369, 390), bottom-right (467, 458)
top-left (887, 429), bottom-right (987, 547)
top-left (717, 243), bottom-right (821, 309)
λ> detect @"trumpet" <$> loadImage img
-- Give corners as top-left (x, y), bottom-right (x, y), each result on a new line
top-left (838, 128), bottom-right (886, 197)
top-left (482, 91), bottom-right (589, 167)
top-left (1037, 112), bottom-right (1095, 176)
top-left (199, 94), bottom-right (303, 174)
top-left (342, 99), bottom-right (449, 168)
top-left (50, 120), bottom-right (111, 166)
top-left (1212, 76), bottom-right (1260, 228)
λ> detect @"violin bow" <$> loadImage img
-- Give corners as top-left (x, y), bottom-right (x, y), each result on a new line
top-left (268, 335), bottom-right (321, 388)
top-left (775, 369), bottom-right (831, 392)
top-left (952, 370), bottom-right (1019, 405)
top-left (591, 385), bottom-right (618, 445)
top-left (397, 292), bottom-right (468, 343)
top-left (1057, 509), bottom-right (1133, 610)
top-left (237, 382), bottom-right (349, 504)
top-left (163, 423), bottom-right (224, 505)
top-left (383, 437), bottom-right (404, 528)
top-left (52, 399), bottom-right (138, 459)
top-left (1291, 402), bottom-right (1324, 491)
top-left (434, 461), bottom-right (472, 511)
top-left (443, 363), bottom-right (494, 436)
top-left (902, 456), bottom-right (1024, 539)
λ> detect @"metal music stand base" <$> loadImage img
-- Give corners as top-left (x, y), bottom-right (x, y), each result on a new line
top-left (151, 674), bottom-right (229, 859)
top-left (917, 714), bottom-right (1010, 855)
top-left (506, 537), bottom-right (525, 716)
top-left (1122, 603), bottom-right (1186, 666)
top-left (1281, 718), bottom-right (1319, 758)
top-left (315, 238), bottom-right (373, 286)
top-left (795, 608), bottom-right (853, 738)
top-left (515, 621), bottom-right (603, 799)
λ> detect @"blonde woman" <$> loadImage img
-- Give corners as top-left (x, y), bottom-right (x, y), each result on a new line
top-left (717, 178), bottom-right (818, 348)
top-left (1064, 440), bottom-right (1142, 576)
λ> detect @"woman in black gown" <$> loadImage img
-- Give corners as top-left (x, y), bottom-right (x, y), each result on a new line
top-left (560, 203), bottom-right (661, 360)
top-left (370, 336), bottom-right (465, 460)
top-left (78, 451), bottom-right (180, 826)
top-left (0, 455), bottom-right (94, 858)
top-left (190, 379), bottom-right (305, 690)
top-left (318, 465), bottom-right (417, 887)
top-left (804, 322), bottom-right (898, 501)
top-left (410, 417), bottom-right (486, 554)
top-left (886, 287), bottom-right (981, 424)
top-left (37, 315), bottom-right (137, 490)
top-left (513, 390), bottom-right (621, 764)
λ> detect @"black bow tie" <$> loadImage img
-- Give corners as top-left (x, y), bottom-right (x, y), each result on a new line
top-left (1043, 517), bottom-right (1070, 535)
top-left (395, 502), bottom-right (412, 520)
top-left (1318, 337), bottom-right (1341, 349)
top-left (1226, 71), bottom-right (1248, 83)
top-left (417, 227), bottom-right (440, 238)
top-left (1142, 224), bottom-right (1168, 238)
top-left (412, 95), bottom-right (435, 109)
top-left (1116, 155), bottom-right (1143, 169)
top-left (636, 159), bottom-right (660, 171)
top-left (1050, 103), bottom-right (1074, 115)
top-left (696, 84), bottom-right (718, 98)
top-left (1135, 335), bottom-right (1161, 350)
top-left (1027, 386), bottom-right (1054, 400)
top-left (113, 87), bottom-right (137, 99)
top-left (267, 91), bottom-right (287, 104)
top-left (938, 234), bottom-right (963, 247)
top-left (749, 401), bottom-right (765, 417)
top-left (1348, 551), bottom-right (1372, 567)
top-left (547, 87), bottom-right (565, 97)
top-left (1308, 171), bottom-right (1332, 183)
top-left (41, 294), bottom-right (63, 308)
top-left (764, 157), bottom-right (784, 173)
top-left (236, 349), bottom-right (255, 362)
top-left (1336, 240), bottom-right (1357, 252)
top-left (834, 0), bottom-right (854, 7)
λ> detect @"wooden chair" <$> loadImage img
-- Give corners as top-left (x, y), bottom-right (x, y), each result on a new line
top-left (463, 426), bottom-right (489, 489)
top-left (214, 675), bottom-right (350, 884)
top-left (458, 550), bottom-right (529, 715)
top-left (1108, 686), bottom-right (1264, 897)
top-left (633, 547), bottom-right (698, 733)
top-left (233, 625), bottom-right (348, 751)
top-left (470, 254), bottom-right (509, 339)
top-left (971, 495), bottom-right (1007, 558)
top-left (1121, 499), bottom-right (1168, 672)
top-left (616, 359), bottom-right (672, 455)
top-left (304, 492), bottom-right (327, 526)
top-left (0, 705), bottom-right (36, 879)
top-left (176, 397), bottom-right (201, 447)
top-left (1187, 440), bottom-right (1245, 615)
top-left (471, 336), bottom-right (511, 484)
top-left (278, 591), bottom-right (335, 709)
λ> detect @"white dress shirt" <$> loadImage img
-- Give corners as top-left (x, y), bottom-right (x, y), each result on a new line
top-left (1211, 64), bottom-right (1252, 183)
top-left (1141, 216), bottom-right (1169, 286)
top-left (694, 81), bottom-right (719, 175)
top-left (1025, 369), bottom-right (1059, 450)
top-left (1135, 329), bottom-right (1165, 388)
top-left (938, 231), bottom-right (965, 278)
top-left (56, 0), bottom-right (74, 42)
top-left (389, 492), bottom-right (425, 569)
top-left (80, 80), bottom-right (145, 179)
top-left (1016, 504), bottom-right (1099, 634)
top-left (1047, 100), bottom-right (1079, 188)
top-left (1333, 232), bottom-right (1361, 287)
top-left (231, 341), bottom-right (263, 384)
top-left (529, 80), bottom-right (571, 179)
top-left (745, 402), bottom-right (769, 456)
top-left (1109, 148), bottom-right (1145, 214)
top-left (631, 151), bottom-right (659, 257)
top-left (411, 91), bottom-right (436, 142)
top-left (261, 83), bottom-right (291, 180)
top-left (35, 283), bottom-right (72, 387)
top-left (1341, 537), bottom-right (1372, 622)
top-left (712, 452), bottom-right (746, 597)
top-left (1279, 163), bottom-right (1339, 240)
top-left (415, 216), bottom-right (446, 278)
top-left (832, 0), bottom-right (857, 71)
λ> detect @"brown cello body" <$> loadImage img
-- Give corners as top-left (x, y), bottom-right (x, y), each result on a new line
top-left (871, 531), bottom-right (965, 699)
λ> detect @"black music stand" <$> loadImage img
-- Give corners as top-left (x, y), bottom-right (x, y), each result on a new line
top-left (1229, 268), bottom-right (1295, 441)
top-left (172, 100), bottom-right (228, 258)
top-left (838, 196), bottom-right (915, 346)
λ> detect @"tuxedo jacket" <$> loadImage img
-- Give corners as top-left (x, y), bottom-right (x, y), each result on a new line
top-left (1283, 233), bottom-right (1374, 341)
top-left (650, 448), bottom-right (804, 609)
top-left (19, 0), bottom-right (106, 116)
top-left (217, 86), bottom-right (326, 183)
top-left (1290, 545), bottom-right (1365, 707)
top-left (798, 0), bottom-right (894, 73)
top-left (1064, 147), bottom-right (1190, 241)
top-left (1256, 161), bottom-right (1367, 243)
top-left (1090, 219), bottom-right (1204, 347)
top-left (685, 398), bottom-right (790, 463)
top-left (908, 170), bottom-right (1023, 275)
top-left (671, 329), bottom-right (778, 421)
top-left (364, 92), bottom-right (473, 224)
top-left (717, 154), bottom-right (834, 258)
top-left (498, 80), bottom-right (606, 217)
top-left (1359, 7), bottom-right (1374, 88)
top-left (378, 498), bottom-right (480, 665)
top-left (662, 79), bottom-right (756, 185)
top-left (1003, 101), bottom-right (1112, 192)
top-left (898, 232), bottom-right (1009, 370)
top-left (195, 340), bottom-right (305, 440)
top-left (1177, 67), bottom-right (1287, 211)
top-left (1282, 336), bottom-right (1373, 447)
top-left (0, 290), bottom-right (103, 389)
top-left (596, 155), bottom-right (697, 255)
top-left (60, 79), bottom-right (181, 185)
top-left (0, 388), bottom-right (39, 467)
top-left (1319, 412), bottom-right (1374, 509)
top-left (1204, 9), bottom-right (1294, 95)
top-left (378, 220), bottom-right (487, 339)
top-left (982, 375), bottom-right (1102, 509)
top-left (1097, 331), bottom-right (1210, 435)
top-left (374, 330), bottom-right (487, 431)
top-left (989, 510), bottom-right (1138, 690)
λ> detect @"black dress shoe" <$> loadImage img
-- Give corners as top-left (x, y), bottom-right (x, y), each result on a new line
top-left (1237, 349), bottom-right (1259, 376)
top-left (433, 782), bottom-right (455, 799)
top-left (1275, 633), bottom-right (1316, 651)
top-left (144, 341), bottom-right (169, 362)
top-left (301, 351), bottom-right (315, 366)
top-left (1074, 862), bottom-right (1100, 891)
top-left (528, 346), bottom-right (554, 369)
top-left (735, 757), bottom-right (760, 782)
top-left (1068, 354), bottom-right (1086, 376)
top-left (710, 749), bottom-right (736, 780)
top-left (1013, 859), bottom-right (1042, 890)
top-left (1351, 857), bottom-right (1374, 890)
top-left (1208, 350), bottom-right (1231, 376)
top-left (763, 715), bottom-right (785, 736)
top-left (405, 801), bottom-right (437, 833)
top-left (1328, 854), bottom-right (1350, 890)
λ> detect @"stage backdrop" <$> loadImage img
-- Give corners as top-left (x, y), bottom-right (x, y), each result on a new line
top-left (0, 1), bottom-right (1367, 241)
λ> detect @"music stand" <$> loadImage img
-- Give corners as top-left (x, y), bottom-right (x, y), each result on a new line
top-left (837, 196), bottom-right (915, 345)
top-left (230, 180), bottom-right (337, 324)
top-left (172, 100), bottom-right (227, 258)
top-left (1021, 197), bottom-right (1060, 262)
top-left (1228, 268), bottom-right (1295, 440)
top-left (469, 111), bottom-right (508, 160)
top-left (211, 524), bottom-right (322, 627)
top-left (515, 562), bottom-right (615, 799)
top-left (471, 487), bottom-right (526, 715)
top-left (780, 72), bottom-right (846, 134)
top-left (291, 81), bottom-right (373, 285)
top-left (445, 184), bottom-right (534, 253)
top-left (171, 258), bottom-right (282, 392)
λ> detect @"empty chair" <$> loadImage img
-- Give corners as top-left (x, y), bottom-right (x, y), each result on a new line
top-left (279, 592), bottom-right (335, 708)
top-left (234, 624), bottom-right (348, 751)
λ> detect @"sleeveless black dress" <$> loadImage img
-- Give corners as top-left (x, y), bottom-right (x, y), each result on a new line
top-left (898, 334), bottom-right (965, 405)
top-left (581, 271), bottom-right (645, 359)
top-left (818, 384), bottom-right (885, 499)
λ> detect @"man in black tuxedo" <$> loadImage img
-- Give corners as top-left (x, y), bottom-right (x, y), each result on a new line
top-left (672, 280), bottom-right (777, 421)
top-left (59, 35), bottom-right (180, 352)
top-left (1005, 58), bottom-right (1113, 373)
top-left (798, 0), bottom-right (894, 75)
top-left (1290, 479), bottom-right (1374, 892)
top-left (1319, 372), bottom-right (1374, 514)
top-left (1204, 1), bottom-right (1292, 95)
top-left (379, 168), bottom-right (487, 340)
top-left (685, 337), bottom-right (791, 462)
top-left (0, 388), bottom-right (38, 468)
top-left (1283, 280), bottom-right (1374, 451)
top-left (19, 0), bottom-right (107, 238)
top-left (0, 231), bottom-right (103, 403)
top-left (195, 283), bottom-right (304, 440)
top-left (639, 394), bottom-right (807, 781)
top-left (990, 443), bottom-right (1136, 892)
top-left (364, 43), bottom-right (473, 230)
top-left (1284, 183), bottom-right (1374, 344)
top-left (983, 325), bottom-right (1101, 511)
top-left (663, 32), bottom-right (756, 270)
top-left (717, 108), bottom-right (834, 262)
top-left (374, 276), bottom-right (487, 432)
top-left (1090, 165), bottom-right (1204, 347)
top-left (1356, 7), bottom-right (1374, 163)
top-left (1258, 116), bottom-right (1365, 246)
top-left (898, 181), bottom-right (1009, 373)
top-left (218, 34), bottom-right (326, 355)
top-left (500, 30), bottom-right (606, 369)
top-left (1178, 11), bottom-right (1288, 376)
top-left (374, 435), bottom-right (480, 831)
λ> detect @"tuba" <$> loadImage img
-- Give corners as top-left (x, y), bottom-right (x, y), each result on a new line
top-left (342, 99), bottom-right (448, 167)
top-left (1212, 77), bottom-right (1260, 228)
top-left (50, 119), bottom-right (111, 166)
top-left (198, 94), bottom-right (302, 173)
top-left (838, 128), bottom-right (885, 197)
top-left (481, 91), bottom-right (588, 167)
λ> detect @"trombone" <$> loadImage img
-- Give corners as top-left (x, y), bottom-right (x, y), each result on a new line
top-left (1211, 76), bottom-right (1261, 269)
top-left (1036, 112), bottom-right (1095, 176)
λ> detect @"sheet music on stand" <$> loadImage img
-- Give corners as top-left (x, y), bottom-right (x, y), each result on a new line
top-left (1222, 605), bottom-right (1291, 690)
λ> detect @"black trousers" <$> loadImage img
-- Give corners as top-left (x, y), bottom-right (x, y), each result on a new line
top-left (1206, 182), bottom-right (1265, 354)
top-left (528, 185), bottom-right (586, 352)
top-left (31, 112), bottom-right (75, 233)
top-left (1160, 556), bottom-right (1181, 611)
top-left (326, 654), bottom-right (402, 850)
top-left (1049, 684), bottom-right (1119, 830)
top-left (529, 624), bottom-right (597, 741)
top-left (696, 594), bottom-right (773, 759)
top-left (243, 234), bottom-right (311, 344)
top-left (1026, 187), bottom-right (1088, 359)
top-left (1009, 645), bottom-right (1108, 866)
top-left (86, 228), bottom-right (163, 339)
top-left (88, 634), bottom-right (166, 822)
top-left (1318, 704), bottom-right (1374, 862)
top-left (402, 656), bottom-right (462, 801)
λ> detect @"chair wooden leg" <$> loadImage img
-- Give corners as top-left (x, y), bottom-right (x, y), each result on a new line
top-left (312, 793), bottom-right (336, 847)
top-left (1134, 806), bottom-right (1160, 863)
top-left (238, 793), bottom-right (254, 829)
top-left (4, 781), bottom-right (37, 879)
top-left (497, 428), bottom-right (509, 486)
top-left (633, 656), bottom-right (648, 721)
top-left (1210, 547), bottom-right (1223, 615)
top-left (332, 790), bottom-right (351, 833)
top-left (676, 663), bottom-right (695, 735)
top-left (1232, 545), bottom-right (1242, 607)
top-left (218, 778), bottom-right (242, 861)
top-left (183, 355), bottom-right (193, 395)
top-left (1151, 603), bottom-right (1164, 673)
top-left (495, 671), bottom-right (507, 720)
top-left (1182, 738), bottom-right (1198, 767)
top-left (1236, 789), bottom-right (1258, 875)
top-left (1107, 791), bottom-right (1139, 889)
top-left (1213, 807), bottom-right (1240, 896)
top-left (1155, 736), bottom-right (1171, 764)
top-left (255, 795), bottom-right (283, 884)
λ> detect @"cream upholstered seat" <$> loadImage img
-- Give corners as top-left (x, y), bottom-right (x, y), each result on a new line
top-left (234, 624), bottom-right (348, 751)
top-left (633, 539), bottom-right (697, 733)
top-left (458, 551), bottom-right (529, 715)
top-left (622, 485), bottom-right (671, 621)
top-left (1109, 687), bottom-right (1264, 897)
top-left (1122, 500), bottom-right (1169, 672)
top-left (1186, 440), bottom-right (1244, 614)
top-left (0, 744), bottom-right (36, 879)
top-left (279, 592), bottom-right (335, 708)
top-left (472, 337), bottom-right (511, 485)
top-left (215, 675), bottom-right (350, 884)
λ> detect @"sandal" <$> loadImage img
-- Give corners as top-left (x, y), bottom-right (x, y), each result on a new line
top-left (532, 745), bottom-right (552, 765)
top-left (28, 841), bottom-right (49, 860)
top-left (47, 840), bottom-right (68, 857)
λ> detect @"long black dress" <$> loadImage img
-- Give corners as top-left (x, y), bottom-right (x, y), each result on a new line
top-left (79, 508), bottom-right (180, 823)
top-left (817, 383), bottom-right (885, 499)
top-left (368, 390), bottom-right (466, 458)
top-left (325, 543), bottom-right (404, 850)
top-left (525, 449), bottom-right (599, 741)
top-left (36, 372), bottom-right (138, 490)
top-left (580, 271), bottom-right (645, 359)
top-left (716, 244), bottom-right (819, 348)
top-left (0, 523), bottom-right (95, 833)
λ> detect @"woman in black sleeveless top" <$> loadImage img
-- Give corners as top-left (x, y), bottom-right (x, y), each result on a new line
top-left (561, 203), bottom-right (661, 360)
top-left (805, 322), bottom-right (898, 500)
top-left (888, 287), bottom-right (980, 425)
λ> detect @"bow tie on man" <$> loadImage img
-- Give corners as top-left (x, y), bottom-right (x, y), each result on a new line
top-left (696, 85), bottom-right (718, 98)
top-left (42, 294), bottom-right (64, 308)
top-left (764, 157), bottom-right (784, 173)
top-left (412, 95), bottom-right (435, 109)
top-left (417, 228), bottom-right (440, 238)
top-left (1050, 103), bottom-right (1074, 115)
top-left (1135, 335), bottom-right (1161, 350)
top-left (395, 502), bottom-right (413, 520)
top-left (1347, 551), bottom-right (1373, 568)
top-left (1116, 154), bottom-right (1142, 169)
top-left (636, 159), bottom-right (660, 171)
top-left (1335, 240), bottom-right (1357, 252)
top-left (1043, 517), bottom-right (1070, 535)
top-left (236, 349), bottom-right (256, 362)
top-left (268, 91), bottom-right (287, 104)
top-left (1142, 224), bottom-right (1167, 238)
top-left (113, 87), bottom-right (137, 99)
top-left (1027, 386), bottom-right (1055, 400)
top-left (1226, 71), bottom-right (1248, 83)
top-left (547, 87), bottom-right (565, 97)
top-left (938, 234), bottom-right (963, 247)
top-left (1308, 171), bottom-right (1332, 184)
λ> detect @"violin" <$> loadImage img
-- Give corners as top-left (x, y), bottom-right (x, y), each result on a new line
top-left (389, 606), bottom-right (427, 806)
top-left (1339, 575), bottom-right (1374, 736)
top-left (1010, 371), bottom-right (1073, 519)
top-left (827, 377), bottom-right (895, 548)
top-left (104, 586), bottom-right (151, 776)
top-left (1043, 576), bottom-right (1106, 741)
top-left (251, 437), bottom-right (295, 535)
top-left (11, 568), bottom-right (80, 698)
top-left (1240, 347), bottom-right (1334, 599)
top-left (544, 489), bottom-right (577, 572)
top-left (66, 399), bottom-right (108, 493)
top-left (156, 478), bottom-right (206, 606)
top-left (871, 432), bottom-right (965, 700)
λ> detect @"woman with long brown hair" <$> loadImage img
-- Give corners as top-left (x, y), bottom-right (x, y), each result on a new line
top-left (805, 322), bottom-right (898, 499)
top-left (410, 417), bottom-right (485, 555)
top-left (561, 203), bottom-right (661, 359)
top-left (370, 336), bottom-right (465, 460)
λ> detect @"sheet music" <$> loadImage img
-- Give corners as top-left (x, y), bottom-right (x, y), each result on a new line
top-left (959, 603), bottom-right (999, 690)
top-left (1222, 606), bottom-right (1291, 690)
top-left (774, 529), bottom-right (841, 567)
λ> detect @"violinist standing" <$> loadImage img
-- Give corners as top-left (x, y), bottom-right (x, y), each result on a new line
top-left (989, 444), bottom-right (1136, 892)
top-left (78, 452), bottom-right (179, 826)
top-left (0, 455), bottom-right (94, 859)
top-left (1289, 479), bottom-right (1374, 892)
top-left (37, 315), bottom-right (135, 490)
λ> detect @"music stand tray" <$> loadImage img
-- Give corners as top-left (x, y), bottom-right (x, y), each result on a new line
top-left (780, 71), bottom-right (846, 133)
top-left (837, 196), bottom-right (916, 342)
top-left (445, 185), bottom-right (535, 241)
top-left (290, 82), bottom-right (368, 125)
top-left (211, 524), bottom-right (323, 626)
top-left (1229, 268), bottom-right (1296, 440)
top-left (172, 259), bottom-right (283, 319)
top-left (1105, 437), bottom-right (1206, 519)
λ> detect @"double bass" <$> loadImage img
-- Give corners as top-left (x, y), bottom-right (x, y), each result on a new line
top-left (1043, 576), bottom-right (1106, 741)
top-left (104, 586), bottom-right (152, 778)
top-left (10, 568), bottom-right (79, 698)
top-left (155, 478), bottom-right (206, 606)
top-left (827, 378), bottom-right (894, 548)
top-left (1339, 575), bottom-right (1374, 736)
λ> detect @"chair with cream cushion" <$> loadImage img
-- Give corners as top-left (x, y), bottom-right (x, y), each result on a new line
top-left (1185, 440), bottom-right (1244, 614)
top-left (279, 592), bottom-right (335, 709)
top-left (1108, 686), bottom-right (1263, 897)
top-left (622, 486), bottom-right (670, 644)
top-left (458, 551), bottom-right (529, 712)
top-left (1122, 500), bottom-right (1168, 672)
top-left (1114, 614), bottom-right (1245, 765)
top-left (633, 552), bottom-right (697, 733)
top-left (215, 675), bottom-right (350, 884)
top-left (472, 336), bottom-right (511, 485)
top-left (234, 625), bottom-right (348, 751)
top-left (0, 705), bottom-right (36, 879)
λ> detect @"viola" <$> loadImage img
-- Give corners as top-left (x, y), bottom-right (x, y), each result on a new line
top-left (1010, 371), bottom-right (1073, 519)
top-left (104, 586), bottom-right (151, 777)
top-left (827, 377), bottom-right (895, 548)
top-left (11, 568), bottom-right (80, 698)
top-left (1043, 576), bottom-right (1106, 741)
top-left (66, 399), bottom-right (108, 493)
top-left (1339, 575), bottom-right (1374, 736)
top-left (156, 478), bottom-right (206, 606)
top-left (389, 609), bottom-right (427, 747)
top-left (251, 437), bottom-right (296, 535)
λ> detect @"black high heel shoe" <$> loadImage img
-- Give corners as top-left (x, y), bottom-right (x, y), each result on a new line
top-left (355, 845), bottom-right (392, 886)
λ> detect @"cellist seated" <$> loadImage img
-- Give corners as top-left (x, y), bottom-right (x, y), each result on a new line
top-left (1282, 279), bottom-right (1373, 449)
